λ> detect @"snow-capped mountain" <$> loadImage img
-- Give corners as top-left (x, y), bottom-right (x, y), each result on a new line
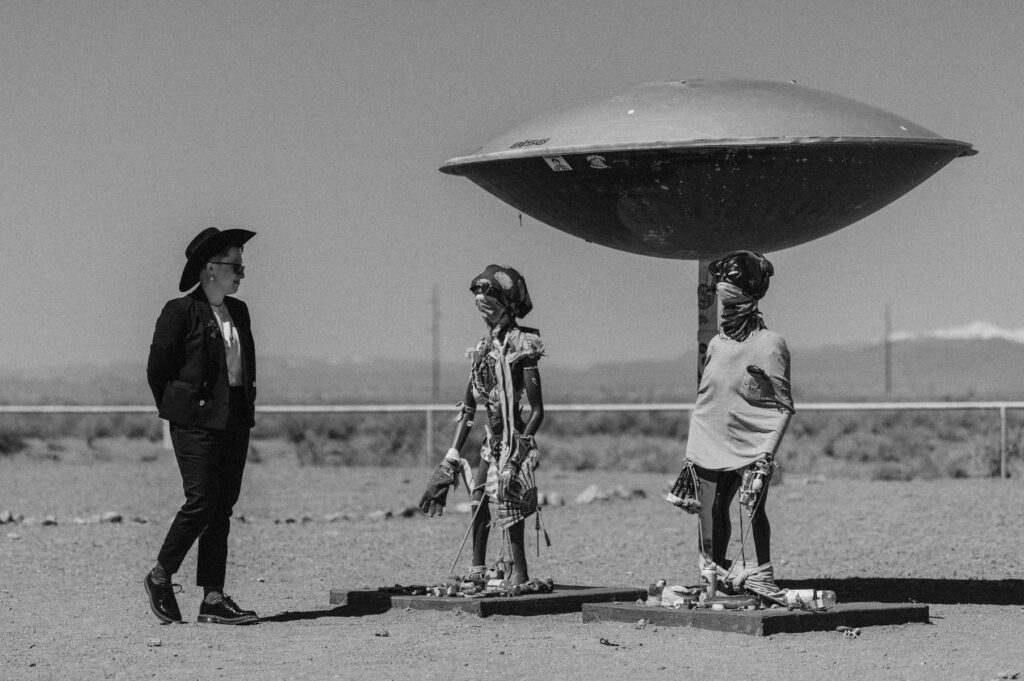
top-left (3, 321), bottom-right (1023, 403)
top-left (891, 321), bottom-right (1024, 344)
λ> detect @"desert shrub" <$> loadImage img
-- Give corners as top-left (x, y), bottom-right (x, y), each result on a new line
top-left (0, 431), bottom-right (27, 455)
top-left (868, 452), bottom-right (947, 480)
top-left (0, 414), bottom-right (161, 441)
top-left (542, 434), bottom-right (685, 473)
top-left (4, 404), bottom-right (1021, 479)
top-left (543, 410), bottom-right (687, 439)
top-left (870, 463), bottom-right (916, 481)
top-left (969, 442), bottom-right (1004, 478)
top-left (1004, 432), bottom-right (1024, 479)
top-left (774, 445), bottom-right (811, 476)
top-left (291, 418), bottom-right (430, 467)
top-left (923, 445), bottom-right (978, 479)
top-left (295, 431), bottom-right (358, 466)
top-left (787, 416), bottom-right (818, 439)
top-left (825, 431), bottom-right (893, 462)
top-left (83, 415), bottom-right (160, 442)
top-left (259, 413), bottom-right (363, 443)
top-left (780, 408), bottom-right (1022, 480)
top-left (326, 420), bottom-right (356, 440)
top-left (217, 408), bottom-right (1024, 478)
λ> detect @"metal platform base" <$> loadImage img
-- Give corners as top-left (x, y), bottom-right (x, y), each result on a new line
top-left (581, 601), bottom-right (930, 636)
top-left (329, 585), bottom-right (646, 617)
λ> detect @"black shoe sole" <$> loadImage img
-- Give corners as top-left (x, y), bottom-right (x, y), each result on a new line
top-left (197, 613), bottom-right (259, 625)
top-left (143, 576), bottom-right (182, 624)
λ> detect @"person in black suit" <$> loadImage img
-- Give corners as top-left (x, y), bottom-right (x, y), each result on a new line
top-left (143, 227), bottom-right (259, 625)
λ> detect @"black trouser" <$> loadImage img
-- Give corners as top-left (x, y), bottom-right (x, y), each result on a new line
top-left (158, 388), bottom-right (250, 589)
top-left (694, 464), bottom-right (771, 566)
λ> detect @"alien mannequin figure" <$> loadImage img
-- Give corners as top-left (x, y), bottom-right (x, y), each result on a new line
top-left (667, 250), bottom-right (795, 600)
top-left (419, 265), bottom-right (545, 587)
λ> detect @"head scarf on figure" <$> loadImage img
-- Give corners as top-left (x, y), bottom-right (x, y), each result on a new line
top-left (470, 264), bottom-right (533, 329)
top-left (708, 250), bottom-right (773, 342)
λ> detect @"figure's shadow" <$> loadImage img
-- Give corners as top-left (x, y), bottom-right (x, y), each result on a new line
top-left (258, 579), bottom-right (1023, 622)
top-left (778, 578), bottom-right (1024, 606)
top-left (260, 602), bottom-right (391, 623)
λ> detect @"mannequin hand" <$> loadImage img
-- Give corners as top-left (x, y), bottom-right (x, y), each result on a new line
top-left (513, 435), bottom-right (539, 471)
top-left (666, 460), bottom-right (701, 514)
top-left (442, 448), bottom-right (465, 489)
top-left (526, 448), bottom-right (539, 472)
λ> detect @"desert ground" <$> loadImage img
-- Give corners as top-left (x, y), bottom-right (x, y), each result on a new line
top-left (2, 443), bottom-right (1024, 681)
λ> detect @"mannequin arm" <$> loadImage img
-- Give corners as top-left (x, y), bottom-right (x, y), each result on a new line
top-left (520, 360), bottom-right (544, 437)
top-left (448, 382), bottom-right (477, 453)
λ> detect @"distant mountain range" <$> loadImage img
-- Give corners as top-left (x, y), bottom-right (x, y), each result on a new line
top-left (1, 322), bottom-right (1022, 404)
top-left (889, 321), bottom-right (1024, 344)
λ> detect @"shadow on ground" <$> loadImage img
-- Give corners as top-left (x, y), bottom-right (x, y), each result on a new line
top-left (779, 578), bottom-right (1024, 605)
top-left (259, 602), bottom-right (391, 623)
top-left (259, 578), bottom-right (1024, 622)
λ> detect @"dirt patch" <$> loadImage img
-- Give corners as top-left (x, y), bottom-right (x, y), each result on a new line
top-left (2, 455), bottom-right (1023, 680)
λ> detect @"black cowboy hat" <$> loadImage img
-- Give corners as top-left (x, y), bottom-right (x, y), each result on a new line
top-left (178, 227), bottom-right (256, 292)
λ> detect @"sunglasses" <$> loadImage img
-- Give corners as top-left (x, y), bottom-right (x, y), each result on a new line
top-left (209, 261), bottom-right (245, 275)
top-left (472, 283), bottom-right (499, 298)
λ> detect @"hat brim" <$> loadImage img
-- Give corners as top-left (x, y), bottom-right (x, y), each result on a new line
top-left (178, 229), bottom-right (256, 292)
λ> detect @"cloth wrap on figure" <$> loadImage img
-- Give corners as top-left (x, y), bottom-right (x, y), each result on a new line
top-left (470, 264), bottom-right (533, 319)
top-left (708, 250), bottom-right (772, 342)
top-left (468, 324), bottom-right (544, 530)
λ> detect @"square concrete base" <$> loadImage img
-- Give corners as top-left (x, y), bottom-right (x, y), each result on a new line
top-left (330, 585), bottom-right (646, 617)
top-left (581, 601), bottom-right (929, 636)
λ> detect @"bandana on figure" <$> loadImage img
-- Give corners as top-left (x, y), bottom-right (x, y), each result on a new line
top-left (476, 294), bottom-right (511, 332)
top-left (717, 282), bottom-right (766, 342)
top-left (470, 264), bottom-right (533, 320)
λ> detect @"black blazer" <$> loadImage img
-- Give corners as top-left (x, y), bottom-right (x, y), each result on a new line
top-left (147, 287), bottom-right (257, 430)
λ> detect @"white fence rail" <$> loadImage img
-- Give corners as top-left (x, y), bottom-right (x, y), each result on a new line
top-left (2, 401), bottom-right (1022, 478)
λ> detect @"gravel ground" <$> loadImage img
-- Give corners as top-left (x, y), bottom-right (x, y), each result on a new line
top-left (2, 453), bottom-right (1024, 681)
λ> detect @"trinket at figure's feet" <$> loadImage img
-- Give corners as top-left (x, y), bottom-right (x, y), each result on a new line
top-left (704, 594), bottom-right (759, 610)
top-left (701, 565), bottom-right (718, 598)
top-left (784, 589), bottom-right (836, 611)
top-left (465, 566), bottom-right (487, 584)
top-left (659, 585), bottom-right (697, 609)
top-left (509, 577), bottom-right (555, 596)
top-left (485, 559), bottom-right (508, 581)
top-left (646, 579), bottom-right (667, 606)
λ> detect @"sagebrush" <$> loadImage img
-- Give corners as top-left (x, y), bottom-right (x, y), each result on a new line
top-left (2, 409), bottom-right (1021, 480)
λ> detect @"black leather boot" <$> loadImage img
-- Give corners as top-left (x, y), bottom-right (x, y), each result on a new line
top-left (144, 572), bottom-right (182, 624)
top-left (197, 595), bottom-right (258, 625)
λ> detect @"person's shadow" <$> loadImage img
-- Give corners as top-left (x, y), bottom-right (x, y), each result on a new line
top-left (259, 601), bottom-right (391, 623)
top-left (778, 578), bottom-right (1024, 605)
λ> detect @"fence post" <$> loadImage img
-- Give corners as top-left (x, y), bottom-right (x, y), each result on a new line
top-left (1000, 405), bottom-right (1007, 480)
top-left (425, 408), bottom-right (433, 466)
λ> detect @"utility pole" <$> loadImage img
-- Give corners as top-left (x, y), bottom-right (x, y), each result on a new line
top-left (426, 285), bottom-right (441, 464)
top-left (696, 259), bottom-right (717, 386)
top-left (431, 285), bottom-right (441, 402)
top-left (884, 304), bottom-right (892, 396)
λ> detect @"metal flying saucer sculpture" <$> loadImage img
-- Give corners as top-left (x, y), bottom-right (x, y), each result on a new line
top-left (441, 79), bottom-right (975, 259)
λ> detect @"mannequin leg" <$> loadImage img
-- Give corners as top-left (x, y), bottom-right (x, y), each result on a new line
top-left (507, 521), bottom-right (528, 584)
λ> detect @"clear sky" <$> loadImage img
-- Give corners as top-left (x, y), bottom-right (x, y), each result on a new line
top-left (1, 0), bottom-right (1020, 371)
